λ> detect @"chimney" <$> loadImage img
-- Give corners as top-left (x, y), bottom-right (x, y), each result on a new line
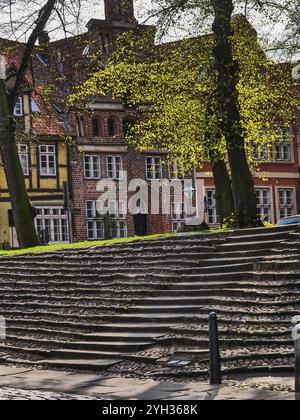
top-left (104, 0), bottom-right (135, 22)
top-left (38, 30), bottom-right (50, 45)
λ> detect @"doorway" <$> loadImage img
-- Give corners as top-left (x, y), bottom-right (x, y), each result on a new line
top-left (134, 214), bottom-right (148, 236)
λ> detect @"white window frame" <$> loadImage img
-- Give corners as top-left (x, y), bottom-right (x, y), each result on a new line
top-left (255, 188), bottom-right (272, 222)
top-left (35, 207), bottom-right (69, 244)
top-left (169, 163), bottom-right (185, 179)
top-left (84, 155), bottom-right (101, 179)
top-left (107, 156), bottom-right (123, 180)
top-left (18, 144), bottom-right (29, 176)
top-left (86, 200), bottom-right (104, 240)
top-left (205, 189), bottom-right (220, 225)
top-left (274, 142), bottom-right (292, 162)
top-left (277, 188), bottom-right (295, 219)
top-left (14, 97), bottom-right (23, 117)
top-left (108, 200), bottom-right (128, 238)
top-left (30, 98), bottom-right (40, 113)
top-left (39, 144), bottom-right (56, 176)
top-left (146, 156), bottom-right (163, 180)
top-left (172, 202), bottom-right (187, 232)
top-left (251, 142), bottom-right (269, 161)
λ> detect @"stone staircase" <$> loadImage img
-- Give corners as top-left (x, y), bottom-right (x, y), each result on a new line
top-left (0, 224), bottom-right (299, 380)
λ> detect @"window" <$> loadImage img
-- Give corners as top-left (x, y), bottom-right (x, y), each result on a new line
top-left (108, 200), bottom-right (127, 238)
top-left (30, 99), bottom-right (40, 113)
top-left (86, 201), bottom-right (104, 240)
top-left (278, 188), bottom-right (295, 219)
top-left (39, 145), bottom-right (56, 176)
top-left (82, 46), bottom-right (90, 56)
top-left (108, 117), bottom-right (117, 137)
top-left (76, 116), bottom-right (85, 137)
top-left (274, 127), bottom-right (292, 162)
top-left (84, 155), bottom-right (101, 179)
top-left (274, 142), bottom-right (291, 161)
top-left (280, 127), bottom-right (291, 141)
top-left (205, 189), bottom-right (220, 225)
top-left (92, 118), bottom-right (100, 137)
top-left (18, 144), bottom-right (29, 176)
top-left (14, 97), bottom-right (23, 116)
top-left (146, 157), bottom-right (163, 180)
top-left (251, 142), bottom-right (269, 161)
top-left (35, 207), bottom-right (69, 243)
top-left (107, 156), bottom-right (123, 180)
top-left (123, 119), bottom-right (135, 139)
top-left (169, 163), bottom-right (185, 179)
top-left (172, 202), bottom-right (187, 232)
top-left (256, 189), bottom-right (271, 222)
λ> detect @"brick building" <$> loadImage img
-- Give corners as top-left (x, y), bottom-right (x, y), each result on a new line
top-left (0, 0), bottom-right (300, 248)
top-left (197, 125), bottom-right (300, 226)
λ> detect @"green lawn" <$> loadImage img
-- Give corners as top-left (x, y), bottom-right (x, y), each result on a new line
top-left (0, 228), bottom-right (228, 256)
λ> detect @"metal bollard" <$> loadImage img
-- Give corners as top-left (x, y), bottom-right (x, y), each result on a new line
top-left (209, 312), bottom-right (222, 385)
top-left (292, 318), bottom-right (300, 400)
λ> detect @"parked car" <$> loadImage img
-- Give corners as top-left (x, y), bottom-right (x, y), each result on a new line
top-left (277, 215), bottom-right (300, 226)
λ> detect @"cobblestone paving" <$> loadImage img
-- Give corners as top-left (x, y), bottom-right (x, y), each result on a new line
top-left (0, 387), bottom-right (99, 400)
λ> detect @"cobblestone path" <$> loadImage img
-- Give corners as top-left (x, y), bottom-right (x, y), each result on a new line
top-left (0, 387), bottom-right (98, 400)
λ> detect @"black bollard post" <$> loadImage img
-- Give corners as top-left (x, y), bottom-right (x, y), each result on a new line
top-left (209, 312), bottom-right (222, 385)
top-left (295, 337), bottom-right (300, 400)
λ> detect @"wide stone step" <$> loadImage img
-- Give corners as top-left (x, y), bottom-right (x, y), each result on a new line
top-left (0, 262), bottom-right (255, 276)
top-left (0, 244), bottom-right (216, 261)
top-left (0, 293), bottom-right (296, 314)
top-left (5, 334), bottom-right (153, 352)
top-left (2, 287), bottom-right (298, 303)
top-left (1, 279), bottom-right (297, 296)
top-left (257, 259), bottom-right (300, 271)
top-left (228, 224), bottom-right (299, 237)
top-left (0, 271), bottom-right (258, 284)
top-left (5, 326), bottom-right (159, 342)
top-left (0, 355), bottom-right (121, 371)
top-left (225, 231), bottom-right (294, 244)
top-left (46, 358), bottom-right (122, 371)
top-left (216, 239), bottom-right (286, 252)
top-left (50, 349), bottom-right (126, 360)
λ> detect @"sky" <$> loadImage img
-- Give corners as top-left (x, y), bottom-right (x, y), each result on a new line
top-left (0, 0), bottom-right (295, 59)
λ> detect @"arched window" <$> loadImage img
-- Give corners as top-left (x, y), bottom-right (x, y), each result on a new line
top-left (76, 116), bottom-right (84, 137)
top-left (108, 117), bottom-right (118, 138)
top-left (92, 118), bottom-right (100, 137)
top-left (123, 118), bottom-right (135, 139)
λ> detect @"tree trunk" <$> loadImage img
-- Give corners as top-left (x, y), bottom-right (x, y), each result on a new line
top-left (211, 158), bottom-right (234, 225)
top-left (212, 0), bottom-right (260, 228)
top-left (0, 81), bottom-right (39, 248)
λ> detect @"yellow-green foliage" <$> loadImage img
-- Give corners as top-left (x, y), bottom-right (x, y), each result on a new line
top-left (69, 21), bottom-right (299, 173)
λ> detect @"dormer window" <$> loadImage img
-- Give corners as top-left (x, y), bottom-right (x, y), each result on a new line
top-left (14, 97), bottom-right (23, 117)
top-left (36, 53), bottom-right (51, 66)
top-left (82, 46), bottom-right (90, 56)
top-left (31, 99), bottom-right (40, 113)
